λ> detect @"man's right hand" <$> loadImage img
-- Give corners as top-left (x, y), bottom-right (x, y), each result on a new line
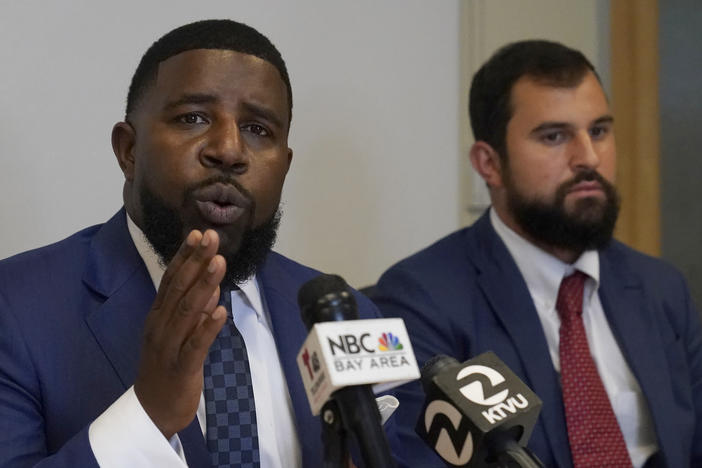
top-left (134, 229), bottom-right (228, 439)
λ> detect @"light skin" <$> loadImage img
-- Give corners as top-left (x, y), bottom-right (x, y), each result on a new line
top-left (470, 71), bottom-right (616, 263)
top-left (112, 49), bottom-right (293, 438)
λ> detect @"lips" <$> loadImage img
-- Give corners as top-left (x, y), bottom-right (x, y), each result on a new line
top-left (567, 180), bottom-right (603, 196)
top-left (193, 183), bottom-right (251, 226)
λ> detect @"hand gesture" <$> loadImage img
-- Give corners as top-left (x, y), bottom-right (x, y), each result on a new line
top-left (134, 229), bottom-right (228, 438)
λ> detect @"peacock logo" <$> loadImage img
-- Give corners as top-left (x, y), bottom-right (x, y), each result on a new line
top-left (378, 332), bottom-right (404, 351)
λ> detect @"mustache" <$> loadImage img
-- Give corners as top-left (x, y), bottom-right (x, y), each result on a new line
top-left (561, 169), bottom-right (611, 191)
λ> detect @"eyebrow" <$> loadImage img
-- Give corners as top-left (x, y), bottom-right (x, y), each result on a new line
top-left (593, 115), bottom-right (615, 126)
top-left (241, 101), bottom-right (285, 131)
top-left (530, 115), bottom-right (615, 135)
top-left (162, 93), bottom-right (285, 130)
top-left (163, 93), bottom-right (218, 111)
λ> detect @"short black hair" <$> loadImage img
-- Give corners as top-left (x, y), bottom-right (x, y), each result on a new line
top-left (469, 40), bottom-right (596, 157)
top-left (125, 19), bottom-right (292, 123)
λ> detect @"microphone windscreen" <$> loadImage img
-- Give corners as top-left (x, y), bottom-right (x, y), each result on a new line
top-left (298, 274), bottom-right (348, 309)
top-left (297, 274), bottom-right (358, 329)
top-left (420, 355), bottom-right (460, 393)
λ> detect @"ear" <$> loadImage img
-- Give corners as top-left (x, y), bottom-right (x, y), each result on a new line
top-left (284, 147), bottom-right (293, 174)
top-left (112, 121), bottom-right (137, 182)
top-left (469, 141), bottom-right (504, 189)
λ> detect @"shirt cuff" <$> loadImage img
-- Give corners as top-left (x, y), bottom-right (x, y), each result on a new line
top-left (88, 386), bottom-right (188, 467)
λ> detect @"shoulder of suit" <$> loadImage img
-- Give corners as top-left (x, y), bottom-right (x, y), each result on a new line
top-left (0, 223), bottom-right (102, 277)
top-left (602, 239), bottom-right (689, 290)
top-left (264, 251), bottom-right (380, 318)
top-left (379, 226), bottom-right (475, 278)
top-left (264, 251), bottom-right (321, 281)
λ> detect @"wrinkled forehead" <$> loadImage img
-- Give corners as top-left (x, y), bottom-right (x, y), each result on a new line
top-left (136, 49), bottom-right (290, 127)
top-left (132, 48), bottom-right (290, 120)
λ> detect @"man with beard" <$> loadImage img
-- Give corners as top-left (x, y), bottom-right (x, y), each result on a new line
top-left (0, 20), bottom-right (385, 467)
top-left (373, 40), bottom-right (702, 467)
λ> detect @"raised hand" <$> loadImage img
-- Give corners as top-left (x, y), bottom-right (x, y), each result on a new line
top-left (134, 229), bottom-right (228, 438)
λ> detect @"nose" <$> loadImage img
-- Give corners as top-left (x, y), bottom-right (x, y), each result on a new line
top-left (570, 130), bottom-right (600, 171)
top-left (200, 121), bottom-right (248, 173)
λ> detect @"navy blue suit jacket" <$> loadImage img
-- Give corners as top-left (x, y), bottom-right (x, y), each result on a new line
top-left (0, 209), bottom-right (382, 467)
top-left (373, 212), bottom-right (702, 468)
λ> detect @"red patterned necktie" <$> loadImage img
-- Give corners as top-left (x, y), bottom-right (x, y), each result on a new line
top-left (556, 271), bottom-right (632, 468)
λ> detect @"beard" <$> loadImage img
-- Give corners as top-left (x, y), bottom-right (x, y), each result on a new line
top-left (138, 178), bottom-right (280, 285)
top-left (504, 168), bottom-right (620, 253)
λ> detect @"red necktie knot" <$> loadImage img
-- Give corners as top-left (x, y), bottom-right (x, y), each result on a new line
top-left (556, 271), bottom-right (588, 322)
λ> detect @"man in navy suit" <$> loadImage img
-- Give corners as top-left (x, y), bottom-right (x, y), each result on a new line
top-left (374, 40), bottom-right (702, 467)
top-left (0, 20), bottom-right (381, 467)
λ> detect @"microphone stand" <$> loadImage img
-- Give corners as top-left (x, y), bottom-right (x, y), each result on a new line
top-left (320, 387), bottom-right (396, 468)
top-left (487, 431), bottom-right (545, 468)
top-left (321, 399), bottom-right (348, 468)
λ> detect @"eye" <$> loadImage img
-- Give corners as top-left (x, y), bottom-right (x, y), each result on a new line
top-left (540, 130), bottom-right (567, 145)
top-left (175, 113), bottom-right (208, 125)
top-left (242, 123), bottom-right (269, 136)
top-left (589, 125), bottom-right (610, 140)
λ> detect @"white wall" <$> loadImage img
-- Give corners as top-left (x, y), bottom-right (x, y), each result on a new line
top-left (0, 0), bottom-right (461, 287)
top-left (0, 0), bottom-right (606, 287)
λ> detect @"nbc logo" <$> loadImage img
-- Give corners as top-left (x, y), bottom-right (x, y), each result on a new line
top-left (378, 332), bottom-right (404, 351)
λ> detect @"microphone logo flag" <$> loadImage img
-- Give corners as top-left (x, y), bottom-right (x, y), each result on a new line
top-left (454, 363), bottom-right (530, 425)
top-left (301, 348), bottom-right (321, 379)
top-left (456, 365), bottom-right (509, 406)
top-left (378, 332), bottom-right (404, 351)
top-left (297, 318), bottom-right (420, 415)
top-left (416, 352), bottom-right (543, 466)
top-left (424, 400), bottom-right (474, 465)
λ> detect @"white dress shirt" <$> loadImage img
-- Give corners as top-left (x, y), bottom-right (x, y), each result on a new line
top-left (88, 215), bottom-right (301, 468)
top-left (490, 209), bottom-right (658, 467)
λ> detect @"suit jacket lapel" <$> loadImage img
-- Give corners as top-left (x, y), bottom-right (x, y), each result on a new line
top-left (257, 255), bottom-right (322, 465)
top-left (82, 209), bottom-right (211, 467)
top-left (598, 246), bottom-right (674, 461)
top-left (470, 213), bottom-right (572, 468)
top-left (83, 209), bottom-right (154, 388)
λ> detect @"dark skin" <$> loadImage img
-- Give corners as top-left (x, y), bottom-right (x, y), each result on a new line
top-left (112, 49), bottom-right (293, 438)
top-left (135, 228), bottom-right (227, 439)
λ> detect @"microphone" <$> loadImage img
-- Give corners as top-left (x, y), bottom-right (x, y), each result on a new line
top-left (296, 274), bottom-right (420, 468)
top-left (416, 352), bottom-right (544, 467)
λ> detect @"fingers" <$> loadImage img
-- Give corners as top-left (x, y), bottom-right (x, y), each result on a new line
top-left (136, 229), bottom-right (229, 438)
top-left (159, 230), bottom-right (221, 317)
top-left (151, 230), bottom-right (202, 312)
top-left (181, 304), bottom-right (228, 373)
top-left (165, 253), bottom-right (226, 340)
top-left (148, 230), bottom-right (226, 349)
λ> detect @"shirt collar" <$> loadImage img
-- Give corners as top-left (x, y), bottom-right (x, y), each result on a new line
top-left (489, 208), bottom-right (600, 306)
top-left (125, 213), bottom-right (264, 319)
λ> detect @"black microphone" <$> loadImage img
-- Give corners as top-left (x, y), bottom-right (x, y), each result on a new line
top-left (416, 352), bottom-right (544, 467)
top-left (298, 274), bottom-right (396, 468)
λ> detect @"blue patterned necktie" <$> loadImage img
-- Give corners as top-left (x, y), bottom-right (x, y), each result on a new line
top-left (203, 287), bottom-right (260, 467)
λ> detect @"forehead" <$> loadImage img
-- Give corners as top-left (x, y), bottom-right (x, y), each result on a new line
top-left (139, 49), bottom-right (289, 120)
top-left (508, 71), bottom-right (610, 126)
